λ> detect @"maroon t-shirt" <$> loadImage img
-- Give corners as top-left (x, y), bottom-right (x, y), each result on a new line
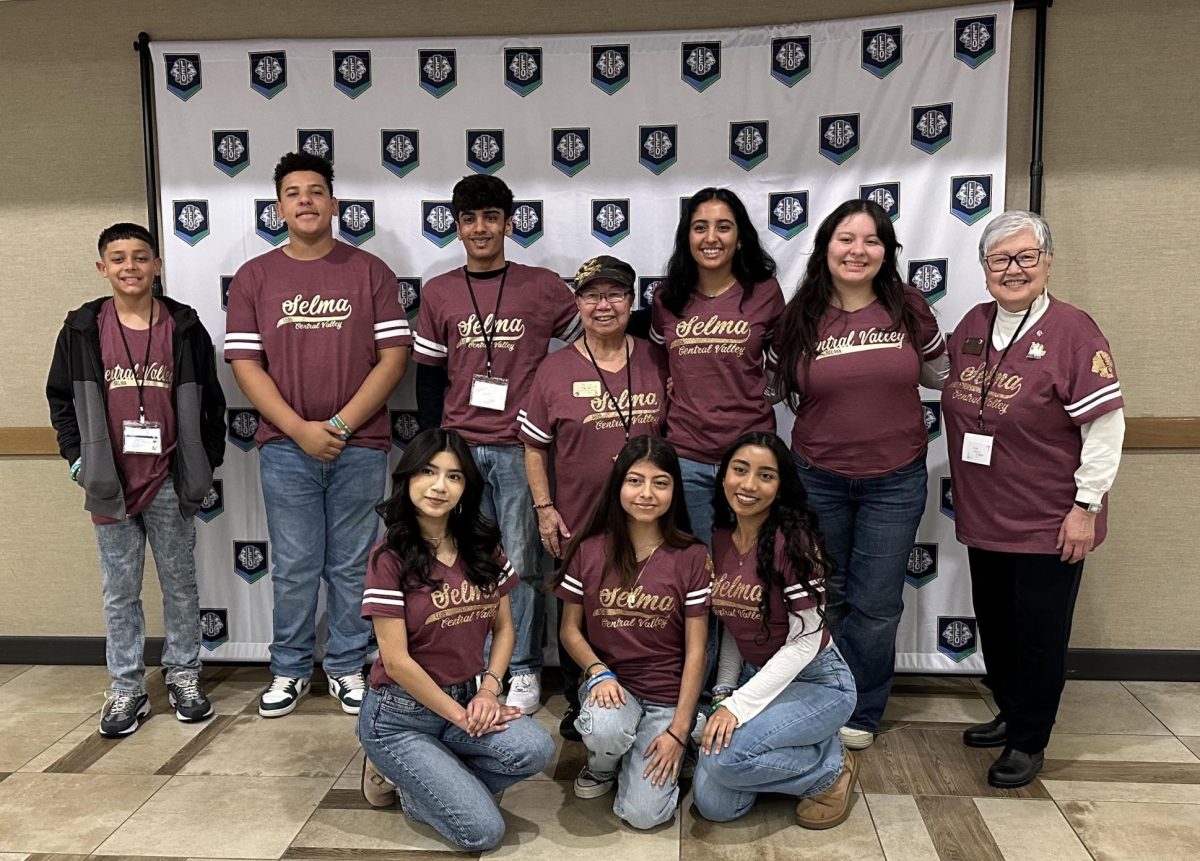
top-left (777, 287), bottom-right (946, 478)
top-left (555, 536), bottom-right (712, 703)
top-left (223, 242), bottom-right (412, 451)
top-left (650, 279), bottom-right (784, 463)
top-left (413, 263), bottom-right (581, 446)
top-left (362, 542), bottom-right (517, 688)
top-left (518, 342), bottom-right (667, 531)
top-left (95, 300), bottom-right (177, 524)
top-left (942, 296), bottom-right (1124, 554)
top-left (710, 527), bottom-right (830, 667)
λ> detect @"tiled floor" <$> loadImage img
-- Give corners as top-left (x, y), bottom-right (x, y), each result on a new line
top-left (1, 665), bottom-right (1198, 860)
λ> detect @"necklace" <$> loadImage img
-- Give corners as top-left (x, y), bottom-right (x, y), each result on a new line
top-left (423, 533), bottom-right (448, 547)
top-left (634, 540), bottom-right (663, 563)
top-left (731, 529), bottom-right (757, 568)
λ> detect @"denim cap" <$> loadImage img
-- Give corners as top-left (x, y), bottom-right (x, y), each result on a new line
top-left (573, 255), bottom-right (635, 292)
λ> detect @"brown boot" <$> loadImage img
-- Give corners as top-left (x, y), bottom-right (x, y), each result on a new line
top-left (361, 755), bottom-right (395, 808)
top-left (795, 750), bottom-right (858, 829)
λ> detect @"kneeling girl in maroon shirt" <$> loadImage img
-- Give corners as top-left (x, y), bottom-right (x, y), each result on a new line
top-left (356, 428), bottom-right (554, 852)
top-left (554, 436), bottom-right (712, 830)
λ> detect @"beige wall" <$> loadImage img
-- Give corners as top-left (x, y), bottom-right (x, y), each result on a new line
top-left (1, 0), bottom-right (1196, 649)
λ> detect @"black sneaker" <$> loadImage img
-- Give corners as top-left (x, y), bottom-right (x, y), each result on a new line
top-left (560, 704), bottom-right (582, 742)
top-left (100, 691), bottom-right (151, 737)
top-left (167, 676), bottom-right (214, 722)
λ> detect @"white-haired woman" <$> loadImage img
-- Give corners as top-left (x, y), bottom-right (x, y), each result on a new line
top-left (942, 210), bottom-right (1124, 789)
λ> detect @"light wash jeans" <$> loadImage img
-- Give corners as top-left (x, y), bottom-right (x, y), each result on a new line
top-left (576, 688), bottom-right (681, 830)
top-left (259, 440), bottom-right (386, 679)
top-left (793, 452), bottom-right (928, 732)
top-left (94, 481), bottom-right (201, 694)
top-left (693, 646), bottom-right (856, 822)
top-left (358, 681), bottom-right (555, 851)
top-left (678, 456), bottom-right (718, 548)
top-left (471, 444), bottom-right (541, 677)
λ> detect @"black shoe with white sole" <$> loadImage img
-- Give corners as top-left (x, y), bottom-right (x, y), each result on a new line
top-left (167, 676), bottom-right (214, 722)
top-left (100, 692), bottom-right (151, 737)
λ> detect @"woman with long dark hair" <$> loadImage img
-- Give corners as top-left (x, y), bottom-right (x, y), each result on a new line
top-left (651, 187), bottom-right (783, 546)
top-left (770, 199), bottom-right (949, 751)
top-left (553, 436), bottom-right (711, 830)
top-left (356, 428), bottom-right (554, 851)
top-left (694, 432), bottom-right (857, 828)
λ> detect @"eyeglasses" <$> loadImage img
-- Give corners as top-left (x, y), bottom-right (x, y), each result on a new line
top-left (577, 290), bottom-right (632, 306)
top-left (984, 249), bottom-right (1046, 272)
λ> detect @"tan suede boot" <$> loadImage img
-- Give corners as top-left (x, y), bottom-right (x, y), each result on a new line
top-left (795, 750), bottom-right (858, 829)
top-left (361, 755), bottom-right (396, 808)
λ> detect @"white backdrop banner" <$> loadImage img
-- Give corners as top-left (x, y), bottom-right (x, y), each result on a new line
top-left (152, 1), bottom-right (1011, 671)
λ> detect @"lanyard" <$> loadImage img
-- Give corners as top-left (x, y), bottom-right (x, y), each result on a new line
top-left (463, 265), bottom-right (508, 378)
top-left (582, 335), bottom-right (634, 441)
top-left (977, 303), bottom-right (1033, 430)
top-left (114, 302), bottom-right (157, 423)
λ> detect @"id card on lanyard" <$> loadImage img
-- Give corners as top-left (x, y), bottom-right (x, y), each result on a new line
top-left (965, 303), bottom-right (1032, 468)
top-left (464, 267), bottom-right (511, 411)
top-left (115, 303), bottom-right (164, 456)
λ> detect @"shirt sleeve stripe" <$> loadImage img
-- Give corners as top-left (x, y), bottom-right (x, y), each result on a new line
top-left (1066, 389), bottom-right (1123, 418)
top-left (364, 588), bottom-right (404, 598)
top-left (413, 334), bottom-right (448, 357)
top-left (224, 342), bottom-right (264, 352)
top-left (684, 595), bottom-right (710, 606)
top-left (518, 415), bottom-right (554, 445)
top-left (497, 562), bottom-right (515, 585)
top-left (922, 333), bottom-right (946, 356)
top-left (1065, 382), bottom-right (1121, 413)
top-left (362, 597), bottom-right (405, 607)
top-left (648, 327), bottom-right (665, 345)
top-left (558, 579), bottom-right (584, 596)
top-left (686, 587), bottom-right (711, 599)
top-left (224, 332), bottom-right (262, 342)
top-left (557, 314), bottom-right (583, 343)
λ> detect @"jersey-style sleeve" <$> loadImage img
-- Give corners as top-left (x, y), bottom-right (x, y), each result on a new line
top-left (648, 293), bottom-right (667, 346)
top-left (774, 533), bottom-right (826, 613)
top-left (760, 279), bottom-right (786, 348)
top-left (909, 287), bottom-right (948, 360)
top-left (412, 280), bottom-right (449, 366)
top-left (555, 546), bottom-right (587, 605)
top-left (683, 545), bottom-right (714, 617)
top-left (546, 275), bottom-right (582, 343)
top-left (223, 262), bottom-right (264, 363)
top-left (517, 362), bottom-right (555, 449)
top-left (494, 552), bottom-right (518, 598)
top-left (1063, 336), bottom-right (1124, 426)
top-left (362, 545), bottom-right (406, 620)
top-left (370, 258), bottom-right (413, 350)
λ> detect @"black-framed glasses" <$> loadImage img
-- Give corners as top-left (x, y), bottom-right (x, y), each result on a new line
top-left (984, 248), bottom-right (1046, 272)
top-left (577, 290), bottom-right (632, 306)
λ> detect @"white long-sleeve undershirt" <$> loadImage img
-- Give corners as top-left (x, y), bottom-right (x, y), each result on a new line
top-left (715, 607), bottom-right (826, 726)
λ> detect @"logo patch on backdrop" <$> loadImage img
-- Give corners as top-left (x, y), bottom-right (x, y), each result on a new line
top-left (220, 276), bottom-right (233, 311)
top-left (196, 480), bottom-right (224, 523)
top-left (909, 259), bottom-right (949, 305)
top-left (639, 276), bottom-right (665, 311)
top-left (552, 128), bottom-right (591, 177)
top-left (956, 16), bottom-right (997, 68)
top-left (466, 130), bottom-right (504, 175)
top-left (396, 277), bottom-right (421, 322)
top-left (297, 129), bottom-right (334, 163)
top-left (922, 401), bottom-right (943, 440)
top-left (912, 103), bottom-right (953, 154)
top-left (381, 130), bottom-right (420, 178)
top-left (212, 130), bottom-right (249, 177)
top-left (592, 45), bottom-right (630, 94)
top-left (938, 616), bottom-right (978, 662)
top-left (419, 49), bottom-right (457, 97)
top-left (390, 410), bottom-right (421, 449)
top-left (165, 53), bottom-right (202, 100)
top-left (199, 608), bottom-right (229, 650)
top-left (227, 408), bottom-right (260, 452)
top-left (422, 201), bottom-right (457, 247)
top-left (940, 476), bottom-right (954, 520)
top-left (592, 199), bottom-right (630, 246)
top-left (255, 200), bottom-right (288, 245)
top-left (862, 27), bottom-right (903, 78)
top-left (639, 125), bottom-right (677, 175)
top-left (729, 121), bottom-right (768, 171)
top-left (768, 191), bottom-right (809, 240)
top-left (681, 41), bottom-right (721, 91)
top-left (504, 47), bottom-right (543, 96)
top-left (249, 51), bottom-right (286, 98)
top-left (860, 182), bottom-right (901, 222)
top-left (951, 175), bottom-right (992, 225)
top-left (906, 543), bottom-right (939, 589)
top-left (819, 114), bottom-right (859, 165)
top-left (771, 36), bottom-right (811, 86)
top-left (510, 201), bottom-right (543, 248)
top-left (233, 541), bottom-right (269, 585)
top-left (173, 201), bottom-right (209, 246)
top-left (338, 200), bottom-right (375, 246)
top-left (333, 51), bottom-right (371, 98)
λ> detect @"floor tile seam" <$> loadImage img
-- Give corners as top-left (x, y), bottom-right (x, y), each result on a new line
top-left (74, 771), bottom-right (173, 857)
top-left (970, 794), bottom-right (1096, 860)
top-left (154, 714), bottom-right (238, 776)
top-left (1049, 797), bottom-right (1109, 861)
top-left (861, 792), bottom-right (925, 858)
top-left (1119, 680), bottom-right (1190, 736)
top-left (914, 794), bottom-right (1006, 861)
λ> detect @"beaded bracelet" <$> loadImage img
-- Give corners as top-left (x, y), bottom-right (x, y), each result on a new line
top-left (585, 670), bottom-right (617, 691)
top-left (480, 669), bottom-right (504, 696)
top-left (533, 500), bottom-right (555, 510)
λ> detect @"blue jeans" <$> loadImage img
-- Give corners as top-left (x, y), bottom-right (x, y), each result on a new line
top-left (693, 646), bottom-right (856, 822)
top-left (471, 444), bottom-right (541, 677)
top-left (358, 682), bottom-right (554, 851)
top-left (576, 689), bottom-right (681, 830)
top-left (94, 481), bottom-right (201, 694)
top-left (260, 440), bottom-right (386, 679)
top-left (678, 457), bottom-right (718, 548)
top-left (793, 452), bottom-right (927, 732)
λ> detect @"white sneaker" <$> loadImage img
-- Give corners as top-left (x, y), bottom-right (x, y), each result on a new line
top-left (691, 710), bottom-right (708, 746)
top-left (506, 672), bottom-right (542, 715)
top-left (328, 671), bottom-right (367, 715)
top-left (258, 676), bottom-right (310, 718)
top-left (838, 725), bottom-right (874, 750)
top-left (574, 766), bottom-right (617, 799)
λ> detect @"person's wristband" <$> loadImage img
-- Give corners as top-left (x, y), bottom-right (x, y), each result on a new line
top-left (480, 669), bottom-right (504, 696)
top-left (712, 685), bottom-right (734, 698)
top-left (330, 414), bottom-right (353, 441)
top-left (69, 458), bottom-right (82, 482)
top-left (533, 500), bottom-right (555, 510)
top-left (664, 728), bottom-right (687, 749)
top-left (583, 661), bottom-right (608, 679)
top-left (585, 670), bottom-right (617, 691)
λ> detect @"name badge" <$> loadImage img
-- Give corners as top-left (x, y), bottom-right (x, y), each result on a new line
top-left (572, 381), bottom-right (602, 398)
top-left (469, 374), bottom-right (509, 411)
top-left (963, 337), bottom-right (985, 356)
top-left (962, 431), bottom-right (994, 466)
top-left (123, 419), bottom-right (163, 455)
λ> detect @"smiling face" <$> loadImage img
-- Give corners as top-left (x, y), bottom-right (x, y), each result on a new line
top-left (826, 211), bottom-right (885, 293)
top-left (276, 170), bottom-right (336, 241)
top-left (457, 207), bottom-right (511, 271)
top-left (688, 200), bottom-right (739, 278)
top-left (722, 444), bottom-right (780, 522)
top-left (620, 458), bottom-right (675, 524)
top-left (577, 278), bottom-right (633, 340)
top-left (983, 228), bottom-right (1051, 312)
top-left (96, 238), bottom-right (161, 302)
top-left (408, 450), bottom-right (466, 524)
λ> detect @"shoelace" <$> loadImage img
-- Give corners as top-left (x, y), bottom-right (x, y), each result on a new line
top-left (268, 676), bottom-right (300, 692)
top-left (335, 672), bottom-right (366, 691)
top-left (105, 692), bottom-right (140, 717)
top-left (172, 677), bottom-right (203, 702)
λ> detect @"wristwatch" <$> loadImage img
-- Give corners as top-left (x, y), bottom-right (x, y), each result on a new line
top-left (1074, 499), bottom-right (1102, 514)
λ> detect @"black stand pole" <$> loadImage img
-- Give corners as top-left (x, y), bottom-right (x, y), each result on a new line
top-left (1026, 1), bottom-right (1051, 213)
top-left (133, 32), bottom-right (164, 295)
